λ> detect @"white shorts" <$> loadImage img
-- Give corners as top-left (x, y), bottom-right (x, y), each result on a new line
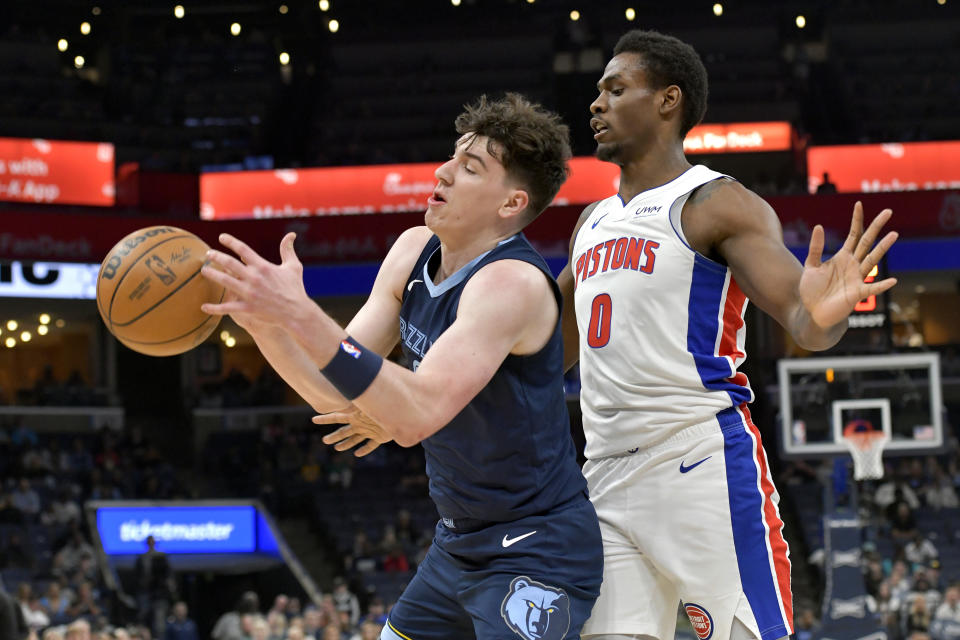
top-left (581, 404), bottom-right (793, 640)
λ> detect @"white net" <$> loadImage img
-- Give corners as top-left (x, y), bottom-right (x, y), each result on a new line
top-left (843, 431), bottom-right (888, 480)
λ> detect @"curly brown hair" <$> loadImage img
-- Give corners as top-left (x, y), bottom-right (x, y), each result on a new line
top-left (454, 93), bottom-right (571, 222)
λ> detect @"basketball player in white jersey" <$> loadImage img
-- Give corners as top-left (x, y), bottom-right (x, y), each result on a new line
top-left (557, 30), bottom-right (898, 640)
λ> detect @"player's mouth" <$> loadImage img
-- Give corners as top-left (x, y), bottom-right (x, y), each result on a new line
top-left (427, 189), bottom-right (446, 207)
top-left (591, 118), bottom-right (610, 140)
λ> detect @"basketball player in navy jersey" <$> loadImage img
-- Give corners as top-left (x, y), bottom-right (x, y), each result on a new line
top-left (557, 31), bottom-right (898, 640)
top-left (201, 94), bottom-right (603, 640)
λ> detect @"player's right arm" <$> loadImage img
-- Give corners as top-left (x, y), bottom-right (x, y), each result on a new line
top-left (234, 227), bottom-right (432, 414)
top-left (557, 201), bottom-right (600, 372)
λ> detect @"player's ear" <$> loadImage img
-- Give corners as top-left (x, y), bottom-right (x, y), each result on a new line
top-left (660, 84), bottom-right (682, 118)
top-left (499, 188), bottom-right (530, 222)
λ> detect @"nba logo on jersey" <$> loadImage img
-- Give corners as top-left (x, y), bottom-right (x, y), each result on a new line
top-left (684, 603), bottom-right (714, 640)
top-left (340, 340), bottom-right (362, 359)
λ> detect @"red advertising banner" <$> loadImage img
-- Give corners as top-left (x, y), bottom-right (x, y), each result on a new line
top-left (683, 121), bottom-right (793, 154)
top-left (0, 138), bottom-right (115, 206)
top-left (807, 141), bottom-right (960, 194)
top-left (200, 157), bottom-right (619, 220)
top-left (1, 189), bottom-right (957, 265)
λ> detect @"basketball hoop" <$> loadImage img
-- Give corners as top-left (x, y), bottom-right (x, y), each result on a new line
top-left (842, 423), bottom-right (888, 480)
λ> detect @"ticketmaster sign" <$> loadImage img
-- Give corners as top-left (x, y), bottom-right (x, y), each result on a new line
top-left (96, 506), bottom-right (258, 554)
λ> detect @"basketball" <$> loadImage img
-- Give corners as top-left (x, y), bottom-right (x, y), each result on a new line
top-left (96, 225), bottom-right (224, 356)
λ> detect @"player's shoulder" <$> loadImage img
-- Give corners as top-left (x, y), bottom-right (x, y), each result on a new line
top-left (391, 225), bottom-right (434, 255)
top-left (685, 177), bottom-right (778, 232)
top-left (465, 257), bottom-right (553, 312)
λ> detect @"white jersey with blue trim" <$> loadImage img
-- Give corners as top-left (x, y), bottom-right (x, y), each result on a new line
top-left (573, 165), bottom-right (755, 459)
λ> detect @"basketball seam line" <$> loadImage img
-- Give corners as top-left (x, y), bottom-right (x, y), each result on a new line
top-left (106, 233), bottom-right (191, 328)
top-left (111, 265), bottom-right (204, 328)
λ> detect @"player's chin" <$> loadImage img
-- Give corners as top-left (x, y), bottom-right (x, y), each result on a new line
top-left (595, 142), bottom-right (621, 163)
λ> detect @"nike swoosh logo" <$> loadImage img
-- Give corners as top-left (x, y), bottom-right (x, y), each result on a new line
top-left (679, 456), bottom-right (712, 473)
top-left (407, 279), bottom-right (422, 291)
top-left (590, 212), bottom-right (609, 229)
top-left (502, 531), bottom-right (537, 548)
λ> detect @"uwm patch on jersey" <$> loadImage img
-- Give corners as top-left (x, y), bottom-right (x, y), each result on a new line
top-left (573, 165), bottom-right (755, 458)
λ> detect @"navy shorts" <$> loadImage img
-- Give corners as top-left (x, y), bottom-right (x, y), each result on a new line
top-left (382, 496), bottom-right (603, 640)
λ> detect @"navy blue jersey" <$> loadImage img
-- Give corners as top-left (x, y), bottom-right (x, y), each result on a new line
top-left (398, 232), bottom-right (586, 524)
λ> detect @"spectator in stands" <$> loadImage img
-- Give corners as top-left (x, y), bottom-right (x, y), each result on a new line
top-left (11, 478), bottom-right (40, 519)
top-left (53, 530), bottom-right (95, 578)
top-left (67, 582), bottom-right (102, 620)
top-left (267, 594), bottom-right (288, 620)
top-left (40, 582), bottom-right (71, 624)
top-left (287, 629), bottom-right (305, 640)
top-left (2, 532), bottom-right (34, 569)
top-left (163, 602), bottom-right (198, 640)
top-left (793, 607), bottom-right (820, 640)
top-left (11, 422), bottom-right (39, 449)
top-left (212, 591), bottom-right (259, 640)
top-left (381, 543), bottom-right (409, 573)
top-left (331, 578), bottom-right (359, 629)
top-left (44, 629), bottom-right (64, 640)
top-left (65, 618), bottom-right (91, 640)
top-left (907, 595), bottom-right (934, 636)
top-left (249, 617), bottom-right (269, 640)
top-left (66, 439), bottom-right (94, 475)
top-left (876, 581), bottom-right (901, 630)
top-left (22, 444), bottom-right (55, 474)
top-left (321, 624), bottom-right (343, 640)
top-left (0, 492), bottom-right (25, 523)
top-left (266, 611), bottom-right (286, 640)
top-left (135, 535), bottom-right (174, 637)
top-left (933, 585), bottom-right (960, 638)
top-left (907, 533), bottom-right (941, 568)
top-left (392, 510), bottom-right (416, 547)
top-left (908, 573), bottom-right (944, 617)
top-left (877, 480), bottom-right (922, 514)
top-left (43, 489), bottom-right (82, 527)
top-left (349, 620), bottom-right (381, 640)
top-left (364, 597), bottom-right (386, 626)
top-left (816, 171), bottom-right (838, 194)
top-left (301, 606), bottom-right (322, 640)
top-left (892, 501), bottom-right (921, 543)
top-left (925, 471), bottom-right (960, 510)
top-left (286, 597), bottom-right (301, 619)
top-left (17, 583), bottom-right (50, 632)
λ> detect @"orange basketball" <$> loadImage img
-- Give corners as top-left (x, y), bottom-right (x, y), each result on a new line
top-left (96, 226), bottom-right (224, 356)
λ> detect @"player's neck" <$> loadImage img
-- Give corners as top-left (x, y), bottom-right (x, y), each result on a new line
top-left (616, 141), bottom-right (691, 204)
top-left (434, 229), bottom-right (514, 284)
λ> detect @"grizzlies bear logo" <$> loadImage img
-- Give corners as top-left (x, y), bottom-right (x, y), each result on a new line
top-left (500, 576), bottom-right (570, 640)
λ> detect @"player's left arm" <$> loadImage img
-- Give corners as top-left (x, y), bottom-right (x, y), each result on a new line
top-left (692, 181), bottom-right (898, 351)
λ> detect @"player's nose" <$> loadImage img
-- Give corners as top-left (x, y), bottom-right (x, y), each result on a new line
top-left (435, 158), bottom-right (455, 184)
top-left (590, 94), bottom-right (606, 114)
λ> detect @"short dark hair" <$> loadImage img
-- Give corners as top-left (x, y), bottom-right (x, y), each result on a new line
top-left (613, 30), bottom-right (708, 138)
top-left (455, 93), bottom-right (571, 221)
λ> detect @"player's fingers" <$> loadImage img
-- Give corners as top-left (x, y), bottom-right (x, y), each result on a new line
top-left (805, 225), bottom-right (825, 268)
top-left (841, 201), bottom-right (864, 254)
top-left (201, 300), bottom-right (250, 316)
top-left (219, 233), bottom-right (265, 266)
top-left (200, 263), bottom-right (246, 293)
top-left (279, 232), bottom-right (299, 265)
top-left (334, 435), bottom-right (366, 452)
top-left (320, 425), bottom-right (354, 445)
top-left (354, 440), bottom-right (383, 457)
top-left (863, 277), bottom-right (898, 298)
top-left (204, 249), bottom-right (247, 280)
top-left (860, 231), bottom-right (898, 278)
top-left (314, 413), bottom-right (352, 426)
top-left (854, 209), bottom-right (893, 261)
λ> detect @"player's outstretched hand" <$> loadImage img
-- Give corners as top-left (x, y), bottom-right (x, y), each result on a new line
top-left (201, 232), bottom-right (309, 326)
top-left (799, 201), bottom-right (898, 329)
top-left (315, 406), bottom-right (393, 457)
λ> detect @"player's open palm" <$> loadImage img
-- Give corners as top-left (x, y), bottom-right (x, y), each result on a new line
top-left (799, 201), bottom-right (898, 329)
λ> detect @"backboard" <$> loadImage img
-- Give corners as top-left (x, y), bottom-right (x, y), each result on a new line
top-left (778, 353), bottom-right (943, 458)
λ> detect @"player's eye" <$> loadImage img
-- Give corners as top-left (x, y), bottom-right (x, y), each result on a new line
top-left (612, 88), bottom-right (624, 96)
top-left (464, 164), bottom-right (476, 175)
